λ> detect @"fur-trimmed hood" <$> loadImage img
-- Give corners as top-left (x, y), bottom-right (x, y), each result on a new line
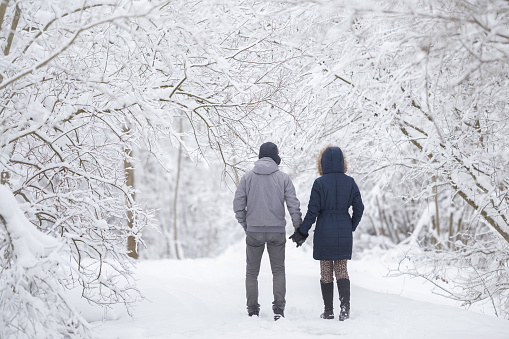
top-left (317, 146), bottom-right (348, 176)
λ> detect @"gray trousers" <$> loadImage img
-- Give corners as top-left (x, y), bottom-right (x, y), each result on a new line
top-left (245, 231), bottom-right (286, 312)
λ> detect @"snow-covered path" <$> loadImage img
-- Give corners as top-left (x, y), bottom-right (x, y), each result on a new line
top-left (94, 242), bottom-right (509, 339)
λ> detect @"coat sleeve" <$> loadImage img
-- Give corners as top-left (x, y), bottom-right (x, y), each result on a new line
top-left (233, 176), bottom-right (248, 231)
top-left (299, 179), bottom-right (321, 235)
top-left (284, 175), bottom-right (302, 230)
top-left (351, 180), bottom-right (364, 232)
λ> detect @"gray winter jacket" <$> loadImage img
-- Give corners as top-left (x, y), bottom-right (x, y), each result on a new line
top-left (233, 157), bottom-right (302, 233)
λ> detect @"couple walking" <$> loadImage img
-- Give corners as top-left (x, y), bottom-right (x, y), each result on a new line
top-left (233, 142), bottom-right (364, 321)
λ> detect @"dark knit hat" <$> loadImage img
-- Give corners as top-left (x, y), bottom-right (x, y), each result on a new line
top-left (259, 142), bottom-right (281, 165)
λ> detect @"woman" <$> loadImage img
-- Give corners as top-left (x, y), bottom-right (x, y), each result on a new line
top-left (290, 146), bottom-right (364, 321)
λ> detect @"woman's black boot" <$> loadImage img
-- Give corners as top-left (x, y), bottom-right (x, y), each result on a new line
top-left (337, 278), bottom-right (350, 321)
top-left (320, 280), bottom-right (335, 319)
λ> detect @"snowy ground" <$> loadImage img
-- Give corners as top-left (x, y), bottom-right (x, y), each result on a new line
top-left (93, 241), bottom-right (509, 339)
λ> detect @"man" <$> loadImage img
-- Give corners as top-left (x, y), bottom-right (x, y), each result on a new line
top-left (233, 142), bottom-right (302, 320)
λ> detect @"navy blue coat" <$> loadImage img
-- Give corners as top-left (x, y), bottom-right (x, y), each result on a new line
top-left (299, 147), bottom-right (364, 260)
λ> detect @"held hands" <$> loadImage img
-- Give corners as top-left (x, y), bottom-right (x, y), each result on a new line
top-left (289, 228), bottom-right (308, 247)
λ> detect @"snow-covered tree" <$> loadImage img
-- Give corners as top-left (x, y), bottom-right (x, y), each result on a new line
top-left (0, 0), bottom-right (317, 335)
top-left (2, 0), bottom-right (508, 332)
top-left (275, 0), bottom-right (509, 317)
top-left (0, 185), bottom-right (95, 338)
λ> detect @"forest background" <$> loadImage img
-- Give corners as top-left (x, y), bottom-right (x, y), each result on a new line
top-left (0, 0), bottom-right (508, 338)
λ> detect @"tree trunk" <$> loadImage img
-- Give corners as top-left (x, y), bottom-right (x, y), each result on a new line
top-left (448, 212), bottom-right (454, 250)
top-left (3, 3), bottom-right (20, 57)
top-left (172, 118), bottom-right (183, 260)
top-left (124, 126), bottom-right (137, 259)
top-left (433, 176), bottom-right (440, 237)
top-left (0, 0), bottom-right (10, 31)
top-left (0, 0), bottom-right (12, 83)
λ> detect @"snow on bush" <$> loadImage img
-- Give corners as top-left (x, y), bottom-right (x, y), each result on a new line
top-left (0, 185), bottom-right (91, 338)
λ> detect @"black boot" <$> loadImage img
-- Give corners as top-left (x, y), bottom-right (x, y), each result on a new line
top-left (320, 281), bottom-right (335, 319)
top-left (248, 308), bottom-right (259, 317)
top-left (337, 278), bottom-right (350, 321)
top-left (273, 306), bottom-right (284, 321)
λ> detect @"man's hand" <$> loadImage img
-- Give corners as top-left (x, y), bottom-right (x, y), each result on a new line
top-left (289, 228), bottom-right (308, 247)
